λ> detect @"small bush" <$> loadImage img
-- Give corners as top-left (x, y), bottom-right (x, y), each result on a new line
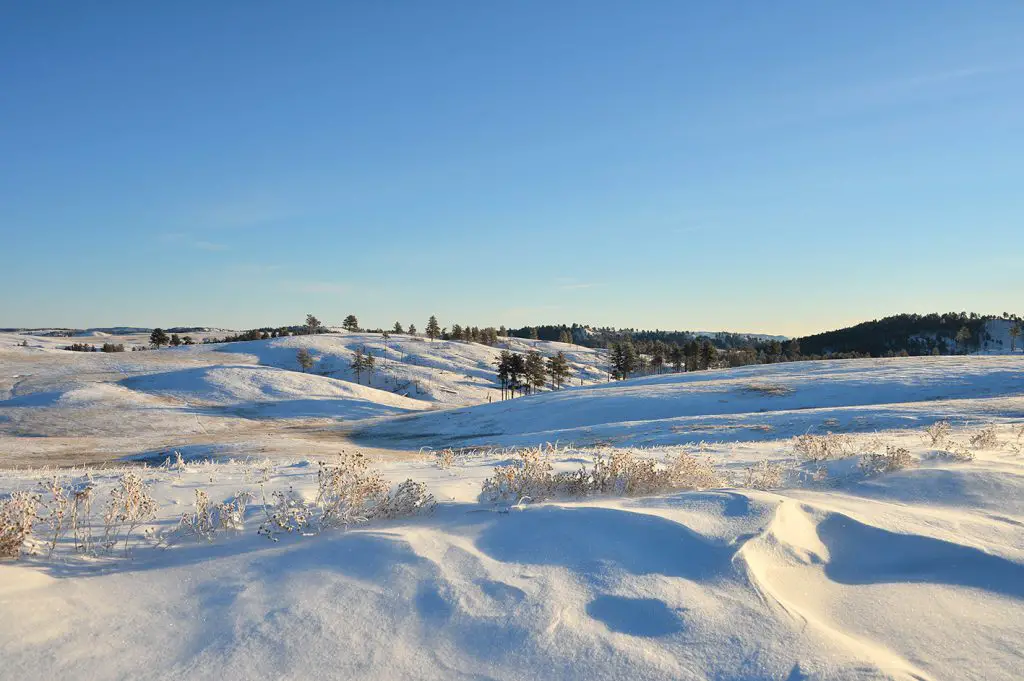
top-left (102, 473), bottom-right (158, 555)
top-left (0, 492), bottom-right (41, 559)
top-left (861, 446), bottom-right (914, 475)
top-left (742, 461), bottom-right (785, 489)
top-left (436, 448), bottom-right (456, 469)
top-left (258, 487), bottom-right (312, 541)
top-left (480, 446), bottom-right (722, 505)
top-left (924, 420), bottom-right (952, 447)
top-left (969, 426), bottom-right (998, 450)
top-left (793, 433), bottom-right (851, 462)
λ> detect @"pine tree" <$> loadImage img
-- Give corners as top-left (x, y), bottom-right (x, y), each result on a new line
top-left (362, 348), bottom-right (375, 384)
top-left (305, 314), bottom-right (322, 335)
top-left (559, 329), bottom-right (572, 344)
top-left (182, 336), bottom-right (194, 345)
top-left (350, 348), bottom-right (365, 383)
top-left (1010, 323), bottom-right (1021, 353)
top-left (955, 326), bottom-right (972, 354)
top-left (169, 333), bottom-right (181, 347)
top-left (426, 316), bottom-right (441, 341)
top-left (408, 323), bottom-right (417, 336)
top-left (546, 351), bottom-right (570, 389)
top-left (393, 321), bottom-right (405, 334)
top-left (451, 324), bottom-right (463, 341)
top-left (342, 315), bottom-right (360, 332)
top-left (296, 348), bottom-right (314, 372)
top-left (525, 350), bottom-right (546, 393)
top-left (669, 344), bottom-right (684, 372)
top-left (699, 340), bottom-right (718, 370)
top-left (150, 328), bottom-right (169, 348)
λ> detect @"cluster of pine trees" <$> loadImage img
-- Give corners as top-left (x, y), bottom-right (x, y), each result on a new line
top-left (62, 342), bottom-right (126, 353)
top-left (494, 349), bottom-right (571, 399)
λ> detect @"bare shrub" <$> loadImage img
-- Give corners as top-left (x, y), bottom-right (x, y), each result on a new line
top-left (315, 456), bottom-right (389, 529)
top-left (257, 487), bottom-right (312, 542)
top-left (742, 461), bottom-right (785, 489)
top-left (179, 489), bottom-right (215, 541)
top-left (216, 491), bottom-right (254, 532)
top-left (0, 491), bottom-right (41, 559)
top-left (924, 420), bottom-right (952, 447)
top-left (969, 426), bottom-right (999, 450)
top-left (436, 448), bottom-right (456, 469)
top-left (793, 433), bottom-right (851, 462)
top-left (480, 446), bottom-right (722, 505)
top-left (70, 482), bottom-right (96, 554)
top-left (861, 446), bottom-right (914, 475)
top-left (373, 480), bottom-right (435, 519)
top-left (102, 473), bottom-right (158, 555)
top-left (945, 444), bottom-right (975, 462)
top-left (38, 476), bottom-right (71, 557)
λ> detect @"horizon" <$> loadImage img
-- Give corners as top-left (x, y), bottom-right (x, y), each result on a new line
top-left (3, 2), bottom-right (1023, 336)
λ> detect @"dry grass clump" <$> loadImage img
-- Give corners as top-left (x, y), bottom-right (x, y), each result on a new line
top-left (861, 446), bottom-right (915, 475)
top-left (178, 490), bottom-right (254, 541)
top-left (793, 432), bottom-right (852, 462)
top-left (742, 382), bottom-right (794, 397)
top-left (435, 448), bottom-right (456, 469)
top-left (480, 446), bottom-right (722, 505)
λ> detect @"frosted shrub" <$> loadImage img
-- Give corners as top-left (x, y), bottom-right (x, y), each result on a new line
top-left (102, 472), bottom-right (158, 555)
top-left (70, 482), bottom-right (96, 554)
top-left (436, 448), bottom-right (456, 469)
top-left (861, 446), bottom-right (914, 475)
top-left (481, 447), bottom-right (555, 505)
top-left (480, 447), bottom-right (722, 505)
top-left (315, 455), bottom-right (389, 529)
top-left (665, 451), bottom-right (723, 490)
top-left (179, 489), bottom-right (215, 541)
top-left (924, 420), bottom-right (952, 447)
top-left (969, 426), bottom-right (998, 450)
top-left (0, 491), bottom-right (41, 559)
top-left (258, 487), bottom-right (312, 541)
top-left (216, 491), bottom-right (254, 532)
top-left (793, 433), bottom-right (851, 462)
top-left (742, 461), bottom-right (785, 490)
top-left (373, 480), bottom-right (436, 519)
top-left (38, 476), bottom-right (71, 557)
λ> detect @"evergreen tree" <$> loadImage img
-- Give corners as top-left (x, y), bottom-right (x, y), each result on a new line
top-left (529, 327), bottom-right (539, 340)
top-left (495, 351), bottom-right (512, 400)
top-left (668, 344), bottom-right (684, 372)
top-left (350, 348), bottom-right (365, 383)
top-left (296, 348), bottom-right (315, 372)
top-left (559, 329), bottom-right (572, 345)
top-left (1010, 323), bottom-right (1021, 353)
top-left (450, 324), bottom-right (463, 341)
top-left (955, 326), bottom-right (972, 354)
top-left (342, 315), bottom-right (360, 332)
top-left (408, 323), bottom-right (417, 336)
top-left (393, 321), bottom-right (405, 334)
top-left (182, 336), bottom-right (194, 345)
top-left (362, 348), bottom-right (375, 384)
top-left (150, 328), bottom-right (169, 348)
top-left (169, 333), bottom-right (182, 347)
top-left (699, 339), bottom-right (718, 370)
top-left (546, 351), bottom-right (571, 389)
top-left (426, 315), bottom-right (441, 341)
top-left (525, 350), bottom-right (546, 393)
top-left (305, 314), bottom-right (322, 335)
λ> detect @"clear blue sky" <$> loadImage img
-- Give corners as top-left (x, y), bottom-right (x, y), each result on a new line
top-left (2, 1), bottom-right (1022, 336)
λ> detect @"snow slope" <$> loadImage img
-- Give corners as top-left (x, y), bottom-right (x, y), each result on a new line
top-left (360, 355), bottom-right (1024, 449)
top-left (0, 423), bottom-right (1022, 680)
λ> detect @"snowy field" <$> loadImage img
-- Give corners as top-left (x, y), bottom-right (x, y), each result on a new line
top-left (1, 331), bottom-right (1023, 680)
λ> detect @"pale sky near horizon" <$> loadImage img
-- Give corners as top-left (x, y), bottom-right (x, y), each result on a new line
top-left (2, 2), bottom-right (1022, 337)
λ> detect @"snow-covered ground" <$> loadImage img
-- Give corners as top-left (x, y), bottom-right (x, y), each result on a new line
top-left (1, 332), bottom-right (1023, 680)
top-left (0, 331), bottom-right (607, 466)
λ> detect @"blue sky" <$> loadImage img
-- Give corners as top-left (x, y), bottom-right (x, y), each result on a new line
top-left (2, 1), bottom-right (1022, 336)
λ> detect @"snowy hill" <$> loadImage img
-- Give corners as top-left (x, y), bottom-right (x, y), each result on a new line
top-left (360, 355), bottom-right (1024, 449)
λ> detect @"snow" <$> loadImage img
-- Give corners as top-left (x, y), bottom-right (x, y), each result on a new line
top-left (1, 332), bottom-right (1023, 680)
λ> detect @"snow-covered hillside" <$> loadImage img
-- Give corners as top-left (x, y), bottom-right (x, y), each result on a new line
top-left (360, 355), bottom-right (1024, 449)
